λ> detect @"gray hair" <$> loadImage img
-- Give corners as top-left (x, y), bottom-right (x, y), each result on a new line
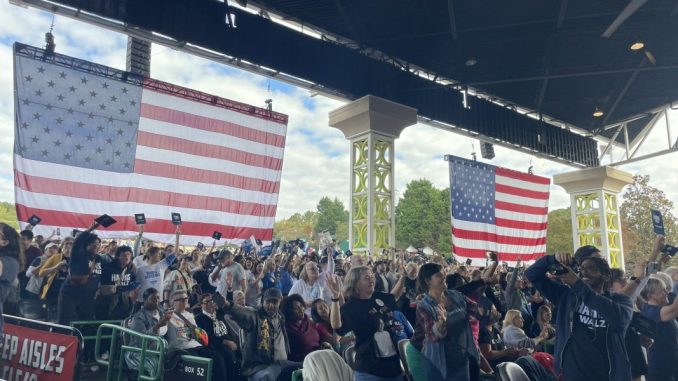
top-left (642, 278), bottom-right (666, 300)
top-left (651, 272), bottom-right (672, 292)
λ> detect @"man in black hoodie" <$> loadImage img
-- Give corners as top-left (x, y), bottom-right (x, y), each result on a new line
top-left (525, 252), bottom-right (633, 381)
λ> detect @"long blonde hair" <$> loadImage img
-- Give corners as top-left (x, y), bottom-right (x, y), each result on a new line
top-left (342, 266), bottom-right (371, 301)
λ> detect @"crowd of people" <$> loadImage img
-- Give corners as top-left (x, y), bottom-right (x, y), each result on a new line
top-left (1, 219), bottom-right (678, 381)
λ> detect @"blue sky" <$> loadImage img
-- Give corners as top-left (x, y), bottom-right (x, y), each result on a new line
top-left (1, 2), bottom-right (678, 221)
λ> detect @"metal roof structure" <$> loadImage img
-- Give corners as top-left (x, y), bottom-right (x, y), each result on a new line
top-left (11, 0), bottom-right (678, 167)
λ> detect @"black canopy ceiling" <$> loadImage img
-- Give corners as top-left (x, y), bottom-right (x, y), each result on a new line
top-left (35, 0), bottom-right (678, 167)
top-left (254, 0), bottom-right (678, 140)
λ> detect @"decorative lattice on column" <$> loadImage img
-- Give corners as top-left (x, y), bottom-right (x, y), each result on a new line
top-left (575, 193), bottom-right (602, 247)
top-left (604, 192), bottom-right (623, 268)
top-left (571, 191), bottom-right (624, 269)
top-left (372, 138), bottom-right (393, 252)
top-left (329, 95), bottom-right (417, 256)
top-left (352, 138), bottom-right (369, 250)
top-left (554, 166), bottom-right (632, 271)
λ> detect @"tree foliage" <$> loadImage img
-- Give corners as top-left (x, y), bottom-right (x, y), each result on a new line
top-left (395, 179), bottom-right (451, 254)
top-left (620, 174), bottom-right (678, 265)
top-left (273, 211), bottom-right (317, 243)
top-left (273, 197), bottom-right (349, 247)
top-left (545, 208), bottom-right (573, 253)
top-left (313, 197), bottom-right (349, 240)
top-left (0, 202), bottom-right (19, 230)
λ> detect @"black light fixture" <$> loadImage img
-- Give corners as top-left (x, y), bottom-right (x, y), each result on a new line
top-left (593, 107), bottom-right (604, 118)
top-left (480, 142), bottom-right (495, 160)
top-left (45, 32), bottom-right (55, 55)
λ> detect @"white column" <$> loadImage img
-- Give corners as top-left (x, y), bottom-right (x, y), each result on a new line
top-left (554, 166), bottom-right (633, 270)
top-left (329, 96), bottom-right (417, 254)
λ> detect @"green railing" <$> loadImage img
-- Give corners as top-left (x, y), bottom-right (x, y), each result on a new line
top-left (93, 322), bottom-right (214, 381)
top-left (95, 323), bottom-right (166, 381)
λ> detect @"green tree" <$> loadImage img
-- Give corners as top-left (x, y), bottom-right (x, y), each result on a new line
top-left (395, 179), bottom-right (451, 255)
top-left (313, 197), bottom-right (349, 241)
top-left (0, 202), bottom-right (19, 230)
top-left (546, 208), bottom-right (573, 253)
top-left (274, 210), bottom-right (317, 244)
top-left (620, 174), bottom-right (678, 266)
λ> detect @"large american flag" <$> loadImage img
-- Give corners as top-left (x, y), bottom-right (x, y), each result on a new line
top-left (13, 43), bottom-right (287, 245)
top-left (448, 155), bottom-right (550, 266)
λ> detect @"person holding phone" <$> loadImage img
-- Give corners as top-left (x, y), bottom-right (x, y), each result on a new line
top-left (525, 251), bottom-right (633, 381)
top-left (126, 288), bottom-right (172, 375)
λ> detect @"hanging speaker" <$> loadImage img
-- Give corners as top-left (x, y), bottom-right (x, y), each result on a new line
top-left (480, 142), bottom-right (495, 159)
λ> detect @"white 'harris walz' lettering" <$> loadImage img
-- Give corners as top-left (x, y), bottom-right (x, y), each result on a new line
top-left (577, 303), bottom-right (607, 328)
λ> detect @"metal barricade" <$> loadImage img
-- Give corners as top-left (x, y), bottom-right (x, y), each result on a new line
top-left (94, 323), bottom-right (166, 381)
top-left (93, 323), bottom-right (213, 381)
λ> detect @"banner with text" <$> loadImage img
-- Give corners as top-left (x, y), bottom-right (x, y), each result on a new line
top-left (1, 322), bottom-right (79, 381)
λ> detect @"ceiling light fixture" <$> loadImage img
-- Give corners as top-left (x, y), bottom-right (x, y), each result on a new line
top-left (593, 107), bottom-right (604, 117)
top-left (465, 58), bottom-right (477, 67)
top-left (630, 41), bottom-right (644, 51)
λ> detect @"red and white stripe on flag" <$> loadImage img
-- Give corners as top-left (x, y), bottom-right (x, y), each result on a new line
top-left (13, 43), bottom-right (287, 245)
top-left (448, 156), bottom-right (550, 267)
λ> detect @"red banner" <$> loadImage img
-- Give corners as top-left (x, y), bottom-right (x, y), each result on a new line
top-left (1, 323), bottom-right (79, 381)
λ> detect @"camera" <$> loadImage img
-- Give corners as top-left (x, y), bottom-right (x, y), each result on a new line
top-left (548, 262), bottom-right (569, 276)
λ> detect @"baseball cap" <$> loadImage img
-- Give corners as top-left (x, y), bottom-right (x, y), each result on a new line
top-left (44, 242), bottom-right (59, 251)
top-left (263, 288), bottom-right (283, 301)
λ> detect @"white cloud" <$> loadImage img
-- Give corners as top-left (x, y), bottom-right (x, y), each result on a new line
top-left (1, 0), bottom-right (678, 228)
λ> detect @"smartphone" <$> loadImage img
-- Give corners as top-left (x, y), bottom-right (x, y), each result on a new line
top-left (646, 262), bottom-right (660, 276)
top-left (56, 228), bottom-right (61, 236)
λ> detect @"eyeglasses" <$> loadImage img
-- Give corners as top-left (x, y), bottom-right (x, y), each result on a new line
top-left (175, 297), bottom-right (189, 302)
top-left (202, 299), bottom-right (214, 305)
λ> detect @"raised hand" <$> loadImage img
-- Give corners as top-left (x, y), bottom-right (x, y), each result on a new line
top-left (555, 252), bottom-right (573, 266)
top-left (326, 274), bottom-right (341, 298)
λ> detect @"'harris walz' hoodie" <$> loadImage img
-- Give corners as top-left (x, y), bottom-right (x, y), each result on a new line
top-left (525, 255), bottom-right (633, 381)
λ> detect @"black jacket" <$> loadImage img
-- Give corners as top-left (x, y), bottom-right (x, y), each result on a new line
top-left (525, 255), bottom-right (633, 381)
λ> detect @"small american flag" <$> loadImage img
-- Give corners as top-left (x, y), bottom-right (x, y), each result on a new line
top-left (13, 43), bottom-right (287, 245)
top-left (447, 155), bottom-right (550, 266)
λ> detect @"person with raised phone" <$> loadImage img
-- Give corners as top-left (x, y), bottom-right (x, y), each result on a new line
top-left (525, 251), bottom-right (633, 381)
top-left (135, 226), bottom-right (179, 310)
